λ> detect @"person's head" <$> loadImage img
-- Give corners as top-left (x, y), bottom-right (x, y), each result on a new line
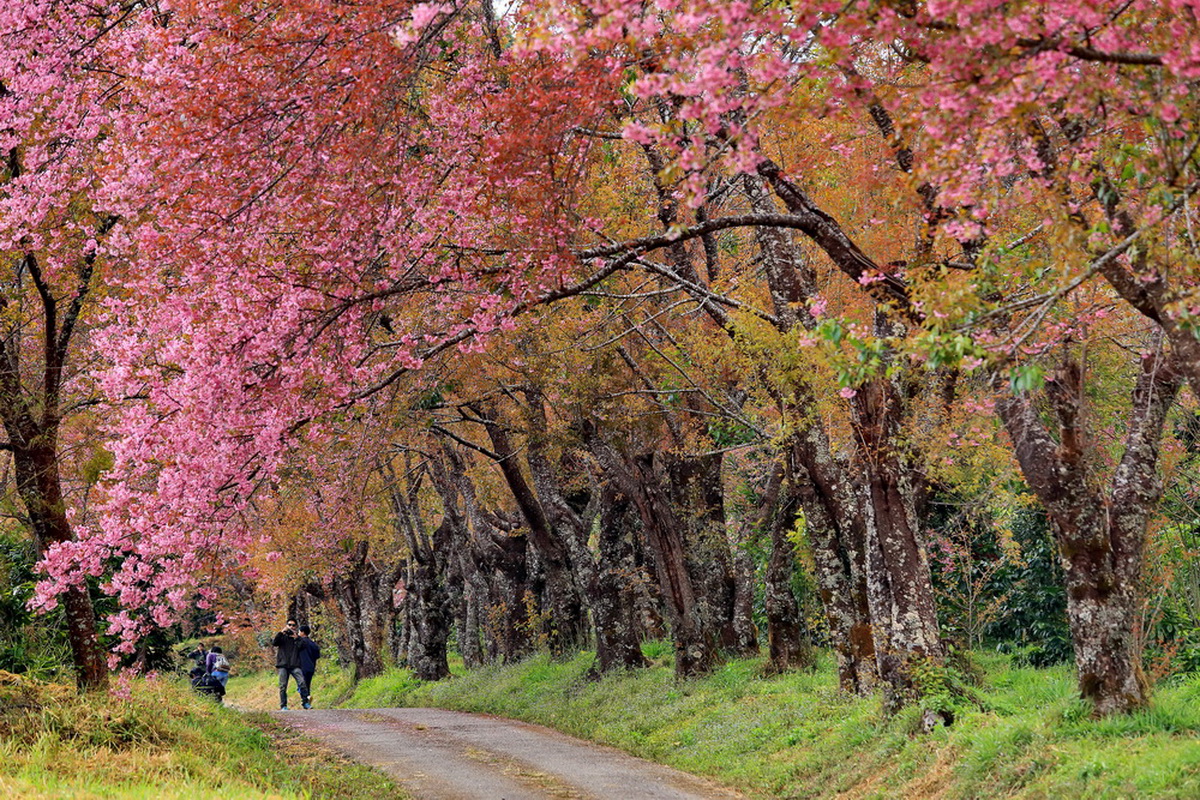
top-left (299, 625), bottom-right (310, 636)
top-left (211, 645), bottom-right (222, 654)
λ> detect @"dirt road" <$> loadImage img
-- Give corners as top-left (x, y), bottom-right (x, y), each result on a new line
top-left (272, 707), bottom-right (746, 799)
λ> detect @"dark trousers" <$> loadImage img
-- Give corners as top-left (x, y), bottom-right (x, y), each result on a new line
top-left (302, 670), bottom-right (315, 696)
top-left (278, 667), bottom-right (309, 708)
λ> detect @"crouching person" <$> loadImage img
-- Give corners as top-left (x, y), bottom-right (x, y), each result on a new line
top-left (208, 646), bottom-right (232, 690)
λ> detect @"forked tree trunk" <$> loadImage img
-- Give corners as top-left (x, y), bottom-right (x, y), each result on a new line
top-left (430, 441), bottom-right (537, 665)
top-left (998, 346), bottom-right (1180, 715)
top-left (0, 215), bottom-right (117, 692)
top-left (479, 407), bottom-right (588, 655)
top-left (586, 430), bottom-right (719, 677)
top-left (746, 171), bottom-right (874, 684)
top-left (850, 335), bottom-right (942, 711)
top-left (519, 403), bottom-right (647, 673)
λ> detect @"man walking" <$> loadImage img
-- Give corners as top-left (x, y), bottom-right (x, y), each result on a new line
top-left (272, 618), bottom-right (311, 710)
top-left (297, 625), bottom-right (321, 706)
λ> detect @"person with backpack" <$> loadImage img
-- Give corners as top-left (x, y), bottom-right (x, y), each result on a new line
top-left (297, 625), bottom-right (321, 705)
top-left (272, 618), bottom-right (311, 710)
top-left (206, 646), bottom-right (231, 688)
top-left (187, 644), bottom-right (225, 703)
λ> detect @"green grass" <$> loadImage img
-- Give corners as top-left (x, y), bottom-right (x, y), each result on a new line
top-left (316, 647), bottom-right (1200, 799)
top-left (0, 670), bottom-right (405, 798)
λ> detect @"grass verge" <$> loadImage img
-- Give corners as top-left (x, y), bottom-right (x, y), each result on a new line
top-left (318, 648), bottom-right (1200, 799)
top-left (0, 670), bottom-right (405, 798)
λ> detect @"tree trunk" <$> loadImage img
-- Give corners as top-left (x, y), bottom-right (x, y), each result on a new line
top-left (478, 407), bottom-right (588, 655)
top-left (0, 211), bottom-right (116, 692)
top-left (666, 451), bottom-right (745, 655)
top-left (745, 170), bottom-right (874, 685)
top-left (851, 373), bottom-right (943, 710)
top-left (481, 527), bottom-right (534, 663)
top-left (519, 401), bottom-right (647, 673)
top-left (997, 346), bottom-right (1180, 715)
top-left (458, 565), bottom-right (486, 669)
top-left (731, 537), bottom-right (761, 658)
top-left (794, 465), bottom-right (876, 693)
top-left (586, 430), bottom-right (719, 677)
top-left (13, 442), bottom-right (107, 690)
top-left (592, 484), bottom-right (650, 672)
top-left (330, 541), bottom-right (395, 680)
top-left (404, 552), bottom-right (452, 681)
top-left (632, 532), bottom-right (668, 642)
top-left (386, 459), bottom-right (454, 681)
top-left (1060, 517), bottom-right (1148, 715)
top-left (760, 466), bottom-right (813, 673)
top-left (429, 441), bottom-right (537, 664)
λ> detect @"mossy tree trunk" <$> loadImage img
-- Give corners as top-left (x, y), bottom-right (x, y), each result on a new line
top-left (585, 428), bottom-right (720, 677)
top-left (998, 345), bottom-right (1180, 715)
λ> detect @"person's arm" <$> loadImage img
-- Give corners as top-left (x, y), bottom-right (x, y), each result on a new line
top-left (313, 642), bottom-right (320, 661)
top-left (272, 632), bottom-right (286, 647)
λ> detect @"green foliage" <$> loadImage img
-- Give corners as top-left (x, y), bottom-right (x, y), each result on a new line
top-left (924, 501), bottom-right (1073, 667)
top-left (0, 531), bottom-right (71, 680)
top-left (985, 513), bottom-right (1073, 667)
top-left (640, 639), bottom-right (674, 666)
top-left (814, 319), bottom-right (895, 386)
top-left (79, 444), bottom-right (115, 485)
top-left (1149, 450), bottom-right (1200, 677)
top-left (706, 417), bottom-right (756, 448)
top-left (1009, 363), bottom-right (1045, 394)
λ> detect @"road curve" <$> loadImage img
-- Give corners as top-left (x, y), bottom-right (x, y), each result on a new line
top-left (272, 707), bottom-right (746, 800)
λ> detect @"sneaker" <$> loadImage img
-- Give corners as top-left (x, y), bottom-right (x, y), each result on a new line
top-left (280, 706), bottom-right (289, 711)
top-left (302, 701), bottom-right (312, 709)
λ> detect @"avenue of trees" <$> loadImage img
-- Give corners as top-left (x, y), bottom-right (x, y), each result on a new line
top-left (3, 0), bottom-right (1200, 719)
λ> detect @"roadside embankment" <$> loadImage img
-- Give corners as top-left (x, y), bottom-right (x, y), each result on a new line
top-left (0, 670), bottom-right (405, 798)
top-left (233, 647), bottom-right (1200, 799)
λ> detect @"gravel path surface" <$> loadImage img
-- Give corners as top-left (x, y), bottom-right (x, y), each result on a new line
top-left (272, 707), bottom-right (747, 799)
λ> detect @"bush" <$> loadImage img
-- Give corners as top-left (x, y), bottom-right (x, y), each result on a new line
top-left (0, 532), bottom-right (72, 680)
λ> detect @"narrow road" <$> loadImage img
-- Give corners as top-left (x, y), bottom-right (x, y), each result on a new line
top-left (272, 707), bottom-right (746, 800)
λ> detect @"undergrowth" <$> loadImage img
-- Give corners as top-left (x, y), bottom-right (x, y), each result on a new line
top-left (0, 670), bottom-right (404, 798)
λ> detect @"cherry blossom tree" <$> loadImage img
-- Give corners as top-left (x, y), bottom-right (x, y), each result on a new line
top-left (18, 0), bottom-right (1200, 718)
top-left (0, 0), bottom-right (141, 689)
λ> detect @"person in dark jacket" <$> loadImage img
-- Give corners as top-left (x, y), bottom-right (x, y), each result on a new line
top-left (297, 625), bottom-right (321, 705)
top-left (184, 645), bottom-right (208, 680)
top-left (272, 618), bottom-right (311, 710)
